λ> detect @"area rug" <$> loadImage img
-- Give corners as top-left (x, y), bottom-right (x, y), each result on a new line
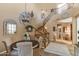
top-left (44, 42), bottom-right (71, 56)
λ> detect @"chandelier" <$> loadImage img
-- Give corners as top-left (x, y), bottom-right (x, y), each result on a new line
top-left (19, 11), bottom-right (34, 24)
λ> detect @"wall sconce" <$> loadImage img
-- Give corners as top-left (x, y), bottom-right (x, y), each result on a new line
top-left (45, 27), bottom-right (47, 29)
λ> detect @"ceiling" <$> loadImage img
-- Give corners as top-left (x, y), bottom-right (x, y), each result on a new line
top-left (25, 3), bottom-right (58, 12)
top-left (57, 17), bottom-right (72, 23)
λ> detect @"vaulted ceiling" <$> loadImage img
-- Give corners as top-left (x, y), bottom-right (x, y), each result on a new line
top-left (0, 3), bottom-right (79, 29)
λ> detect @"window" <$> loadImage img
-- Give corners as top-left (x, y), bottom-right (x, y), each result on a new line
top-left (77, 16), bottom-right (79, 42)
top-left (57, 3), bottom-right (68, 14)
top-left (57, 3), bottom-right (66, 8)
top-left (7, 23), bottom-right (16, 34)
top-left (3, 19), bottom-right (17, 35)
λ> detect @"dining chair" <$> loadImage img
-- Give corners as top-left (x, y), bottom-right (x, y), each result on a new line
top-left (16, 42), bottom-right (33, 56)
top-left (0, 41), bottom-right (10, 56)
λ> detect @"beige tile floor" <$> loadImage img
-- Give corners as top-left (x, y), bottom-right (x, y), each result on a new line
top-left (33, 42), bottom-right (75, 56)
top-left (33, 48), bottom-right (59, 56)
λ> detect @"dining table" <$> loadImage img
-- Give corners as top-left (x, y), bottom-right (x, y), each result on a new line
top-left (10, 40), bottom-right (39, 51)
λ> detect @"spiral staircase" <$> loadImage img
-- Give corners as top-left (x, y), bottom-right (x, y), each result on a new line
top-left (21, 3), bottom-right (79, 48)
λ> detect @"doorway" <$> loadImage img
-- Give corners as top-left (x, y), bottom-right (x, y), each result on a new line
top-left (56, 23), bottom-right (72, 44)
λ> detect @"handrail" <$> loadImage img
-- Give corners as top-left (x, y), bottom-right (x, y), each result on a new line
top-left (43, 3), bottom-right (74, 26)
top-left (29, 4), bottom-right (74, 34)
top-left (31, 4), bottom-right (74, 48)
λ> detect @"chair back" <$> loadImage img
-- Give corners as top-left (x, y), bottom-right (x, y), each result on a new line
top-left (2, 41), bottom-right (8, 53)
top-left (16, 42), bottom-right (33, 56)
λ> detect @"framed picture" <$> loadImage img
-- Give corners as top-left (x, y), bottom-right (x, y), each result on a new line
top-left (53, 26), bottom-right (56, 31)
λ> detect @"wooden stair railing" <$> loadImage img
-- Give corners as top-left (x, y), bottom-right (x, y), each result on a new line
top-left (25, 4), bottom-right (73, 48)
top-left (34, 4), bottom-right (73, 48)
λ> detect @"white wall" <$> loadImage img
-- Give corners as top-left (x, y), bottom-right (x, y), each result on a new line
top-left (0, 3), bottom-right (57, 52)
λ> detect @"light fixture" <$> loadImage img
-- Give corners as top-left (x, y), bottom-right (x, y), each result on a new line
top-left (19, 11), bottom-right (30, 23)
top-left (19, 2), bottom-right (34, 25)
top-left (45, 27), bottom-right (47, 29)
